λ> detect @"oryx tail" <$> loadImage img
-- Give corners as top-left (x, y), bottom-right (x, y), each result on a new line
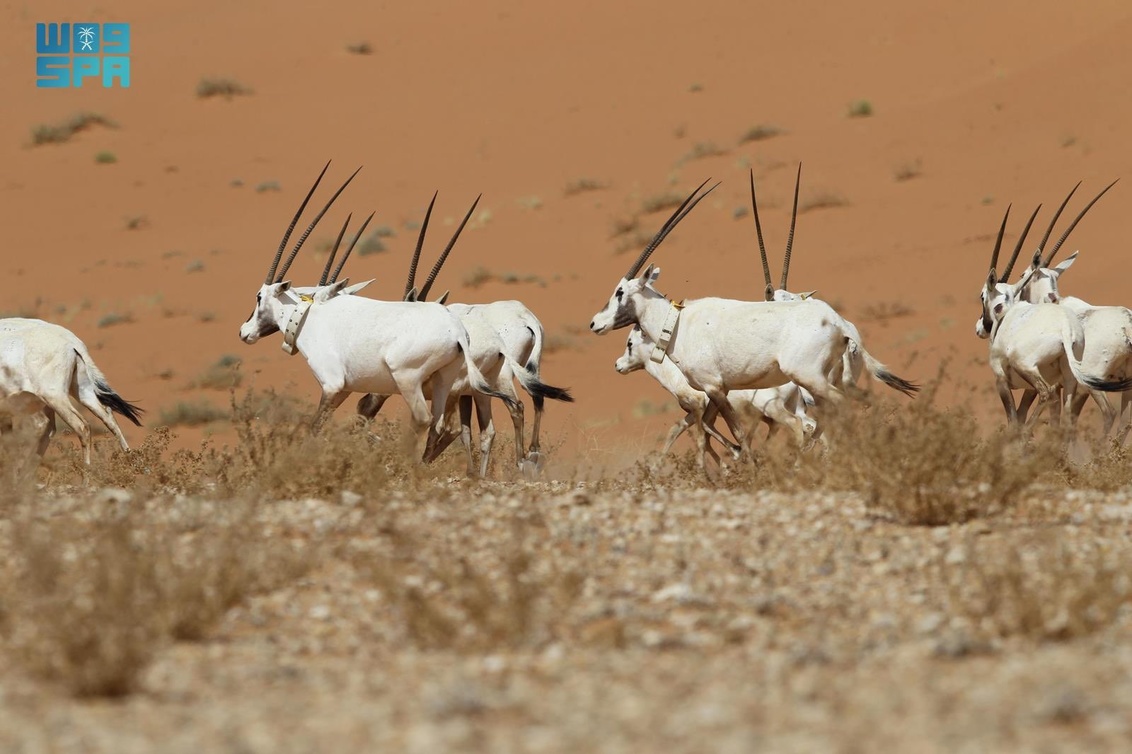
top-left (74, 349), bottom-right (144, 426)
top-left (853, 341), bottom-right (920, 397)
top-left (456, 332), bottom-right (520, 412)
top-left (504, 354), bottom-right (573, 404)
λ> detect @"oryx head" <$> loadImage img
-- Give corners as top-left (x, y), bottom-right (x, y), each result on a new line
top-left (1013, 179), bottom-right (1117, 305)
top-left (615, 325), bottom-right (648, 374)
top-left (240, 161), bottom-right (361, 343)
top-left (400, 191), bottom-right (481, 305)
top-left (750, 164), bottom-right (812, 302)
top-left (976, 203), bottom-right (1040, 339)
top-left (590, 179), bottom-right (718, 334)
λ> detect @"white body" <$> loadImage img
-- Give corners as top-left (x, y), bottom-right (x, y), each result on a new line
top-left (0, 318), bottom-right (141, 464)
top-left (615, 326), bottom-right (817, 468)
top-left (590, 267), bottom-right (911, 459)
top-left (239, 281), bottom-right (512, 466)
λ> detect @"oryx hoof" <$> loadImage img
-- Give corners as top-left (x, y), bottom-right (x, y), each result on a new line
top-left (520, 458), bottom-right (541, 480)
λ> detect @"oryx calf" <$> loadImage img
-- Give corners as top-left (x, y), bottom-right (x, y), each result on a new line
top-left (0, 318), bottom-right (143, 464)
top-left (615, 325), bottom-right (817, 469)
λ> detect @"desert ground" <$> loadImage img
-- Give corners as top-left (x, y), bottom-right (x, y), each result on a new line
top-left (4, 0), bottom-right (1132, 750)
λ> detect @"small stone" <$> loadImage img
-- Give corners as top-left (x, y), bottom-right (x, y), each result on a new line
top-left (340, 490), bottom-right (363, 507)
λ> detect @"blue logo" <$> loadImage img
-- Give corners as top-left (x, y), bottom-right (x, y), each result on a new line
top-left (36, 23), bottom-right (130, 88)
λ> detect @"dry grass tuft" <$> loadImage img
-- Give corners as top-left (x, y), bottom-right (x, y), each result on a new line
top-left (196, 77), bottom-right (253, 99)
top-left (30, 112), bottom-right (116, 146)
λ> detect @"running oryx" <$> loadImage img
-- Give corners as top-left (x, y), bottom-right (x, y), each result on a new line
top-left (975, 201), bottom-right (1132, 432)
top-left (589, 179), bottom-right (917, 463)
top-left (0, 318), bottom-right (143, 465)
top-left (1002, 180), bottom-right (1132, 439)
top-left (614, 324), bottom-right (818, 470)
top-left (353, 191), bottom-right (574, 475)
top-left (238, 162), bottom-right (515, 467)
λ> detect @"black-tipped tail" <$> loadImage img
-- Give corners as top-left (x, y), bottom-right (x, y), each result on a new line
top-left (527, 378), bottom-right (574, 404)
top-left (1082, 374), bottom-right (1132, 393)
top-left (96, 379), bottom-right (145, 426)
top-left (876, 370), bottom-right (920, 398)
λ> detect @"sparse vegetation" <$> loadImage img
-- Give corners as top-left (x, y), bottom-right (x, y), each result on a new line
top-left (799, 189), bottom-right (849, 213)
top-left (189, 355), bottom-right (242, 390)
top-left (157, 400), bottom-right (228, 427)
top-left (683, 141), bottom-right (728, 161)
top-left (96, 311), bottom-right (133, 328)
top-left (739, 124), bottom-right (785, 143)
top-left (641, 192), bottom-right (685, 214)
top-left (860, 300), bottom-right (914, 322)
top-left (847, 98), bottom-right (874, 118)
top-left (125, 215), bottom-right (148, 230)
top-left (563, 178), bottom-right (607, 196)
top-left (95, 150), bottom-right (117, 164)
top-left (894, 158), bottom-right (923, 181)
top-left (196, 77), bottom-right (253, 99)
top-left (30, 112), bottom-right (117, 146)
top-left (185, 260), bottom-right (205, 273)
top-left (345, 41), bottom-right (373, 55)
top-left (255, 180), bottom-right (281, 193)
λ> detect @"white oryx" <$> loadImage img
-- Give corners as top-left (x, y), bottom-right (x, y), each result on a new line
top-left (238, 162), bottom-right (516, 468)
top-left (1001, 181), bottom-right (1132, 440)
top-left (974, 201), bottom-right (1132, 431)
top-left (352, 191), bottom-right (574, 475)
top-left (589, 179), bottom-right (919, 463)
top-left (0, 318), bottom-right (143, 464)
top-left (614, 324), bottom-right (817, 469)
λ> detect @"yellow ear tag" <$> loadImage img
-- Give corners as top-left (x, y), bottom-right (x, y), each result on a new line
top-left (300, 294), bottom-right (314, 303)
top-left (674, 299), bottom-right (685, 310)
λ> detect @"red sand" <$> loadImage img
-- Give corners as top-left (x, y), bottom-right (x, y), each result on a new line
top-left (7, 1), bottom-right (1132, 464)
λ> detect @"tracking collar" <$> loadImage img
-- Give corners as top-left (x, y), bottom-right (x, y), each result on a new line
top-left (650, 299), bottom-right (684, 363)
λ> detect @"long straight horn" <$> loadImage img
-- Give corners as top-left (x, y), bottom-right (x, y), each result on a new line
top-left (1033, 181), bottom-right (1081, 263)
top-left (405, 191), bottom-right (438, 300)
top-left (267, 161), bottom-right (330, 284)
top-left (329, 211), bottom-right (375, 284)
top-left (780, 162), bottom-right (802, 291)
top-left (625, 178), bottom-right (713, 279)
top-left (419, 194), bottom-right (481, 301)
top-left (275, 166), bottom-right (363, 282)
top-left (319, 213), bottom-right (352, 286)
top-left (999, 204), bottom-right (1042, 283)
top-left (988, 204), bottom-right (1011, 278)
top-left (1044, 178), bottom-right (1119, 266)
top-left (749, 169), bottom-right (773, 300)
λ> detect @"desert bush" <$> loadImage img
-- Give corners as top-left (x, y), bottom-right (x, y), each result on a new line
top-left (0, 498), bottom-right (315, 697)
top-left (196, 77), bottom-right (253, 99)
top-left (30, 112), bottom-right (116, 146)
top-left (739, 124), bottom-right (785, 144)
top-left (350, 518), bottom-right (583, 651)
top-left (944, 530), bottom-right (1132, 641)
top-left (189, 354), bottom-right (242, 390)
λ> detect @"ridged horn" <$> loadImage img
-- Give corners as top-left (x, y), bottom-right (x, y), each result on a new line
top-left (329, 211), bottom-right (375, 284)
top-left (319, 213), bottom-right (352, 286)
top-left (988, 204), bottom-right (1011, 279)
top-left (405, 191), bottom-right (438, 300)
top-left (275, 165), bottom-right (362, 282)
top-left (999, 204), bottom-right (1042, 283)
top-left (780, 163), bottom-right (801, 291)
top-left (749, 169), bottom-right (773, 299)
top-left (418, 194), bottom-right (482, 301)
top-left (267, 161), bottom-right (330, 284)
top-left (1033, 181), bottom-right (1081, 264)
top-left (1044, 179), bottom-right (1119, 266)
top-left (626, 178), bottom-right (718, 279)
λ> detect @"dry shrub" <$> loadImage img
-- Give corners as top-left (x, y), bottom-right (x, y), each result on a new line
top-left (40, 427), bottom-right (210, 495)
top-left (945, 531), bottom-right (1132, 641)
top-left (351, 519), bottom-right (583, 651)
top-left (0, 499), bottom-right (316, 697)
top-left (1061, 440), bottom-right (1132, 491)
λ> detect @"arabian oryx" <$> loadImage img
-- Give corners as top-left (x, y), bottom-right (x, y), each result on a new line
top-left (353, 191), bottom-right (574, 476)
top-left (1003, 179), bottom-right (1132, 440)
top-left (589, 179), bottom-right (917, 464)
top-left (614, 324), bottom-right (818, 470)
top-left (238, 162), bottom-right (516, 467)
top-left (748, 165), bottom-right (917, 399)
top-left (0, 318), bottom-right (143, 464)
top-left (975, 201), bottom-right (1132, 432)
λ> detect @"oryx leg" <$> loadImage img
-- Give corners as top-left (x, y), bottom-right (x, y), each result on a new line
top-left (1016, 389), bottom-right (1037, 425)
top-left (42, 393), bottom-right (91, 465)
top-left (1116, 391), bottom-right (1132, 445)
top-left (33, 407), bottom-right (56, 458)
top-left (1089, 391), bottom-right (1117, 438)
top-left (311, 390), bottom-right (350, 435)
top-left (661, 412), bottom-right (695, 455)
top-left (356, 393), bottom-right (389, 421)
top-left (473, 394), bottom-right (499, 477)
top-left (424, 395), bottom-right (468, 464)
top-left (527, 394), bottom-right (544, 463)
top-left (703, 388), bottom-right (753, 463)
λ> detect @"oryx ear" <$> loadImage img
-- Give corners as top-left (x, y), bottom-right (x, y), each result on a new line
top-left (405, 287), bottom-right (419, 302)
top-left (639, 263), bottom-right (654, 281)
top-left (436, 291), bottom-right (450, 305)
top-left (341, 279), bottom-right (375, 295)
top-left (1030, 249), bottom-right (1043, 270)
top-left (986, 270), bottom-right (998, 289)
top-left (1045, 292), bottom-right (1059, 303)
top-left (800, 291), bottom-right (817, 300)
top-left (646, 266), bottom-right (661, 284)
top-left (278, 280), bottom-right (292, 292)
top-left (1052, 251), bottom-right (1078, 275)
